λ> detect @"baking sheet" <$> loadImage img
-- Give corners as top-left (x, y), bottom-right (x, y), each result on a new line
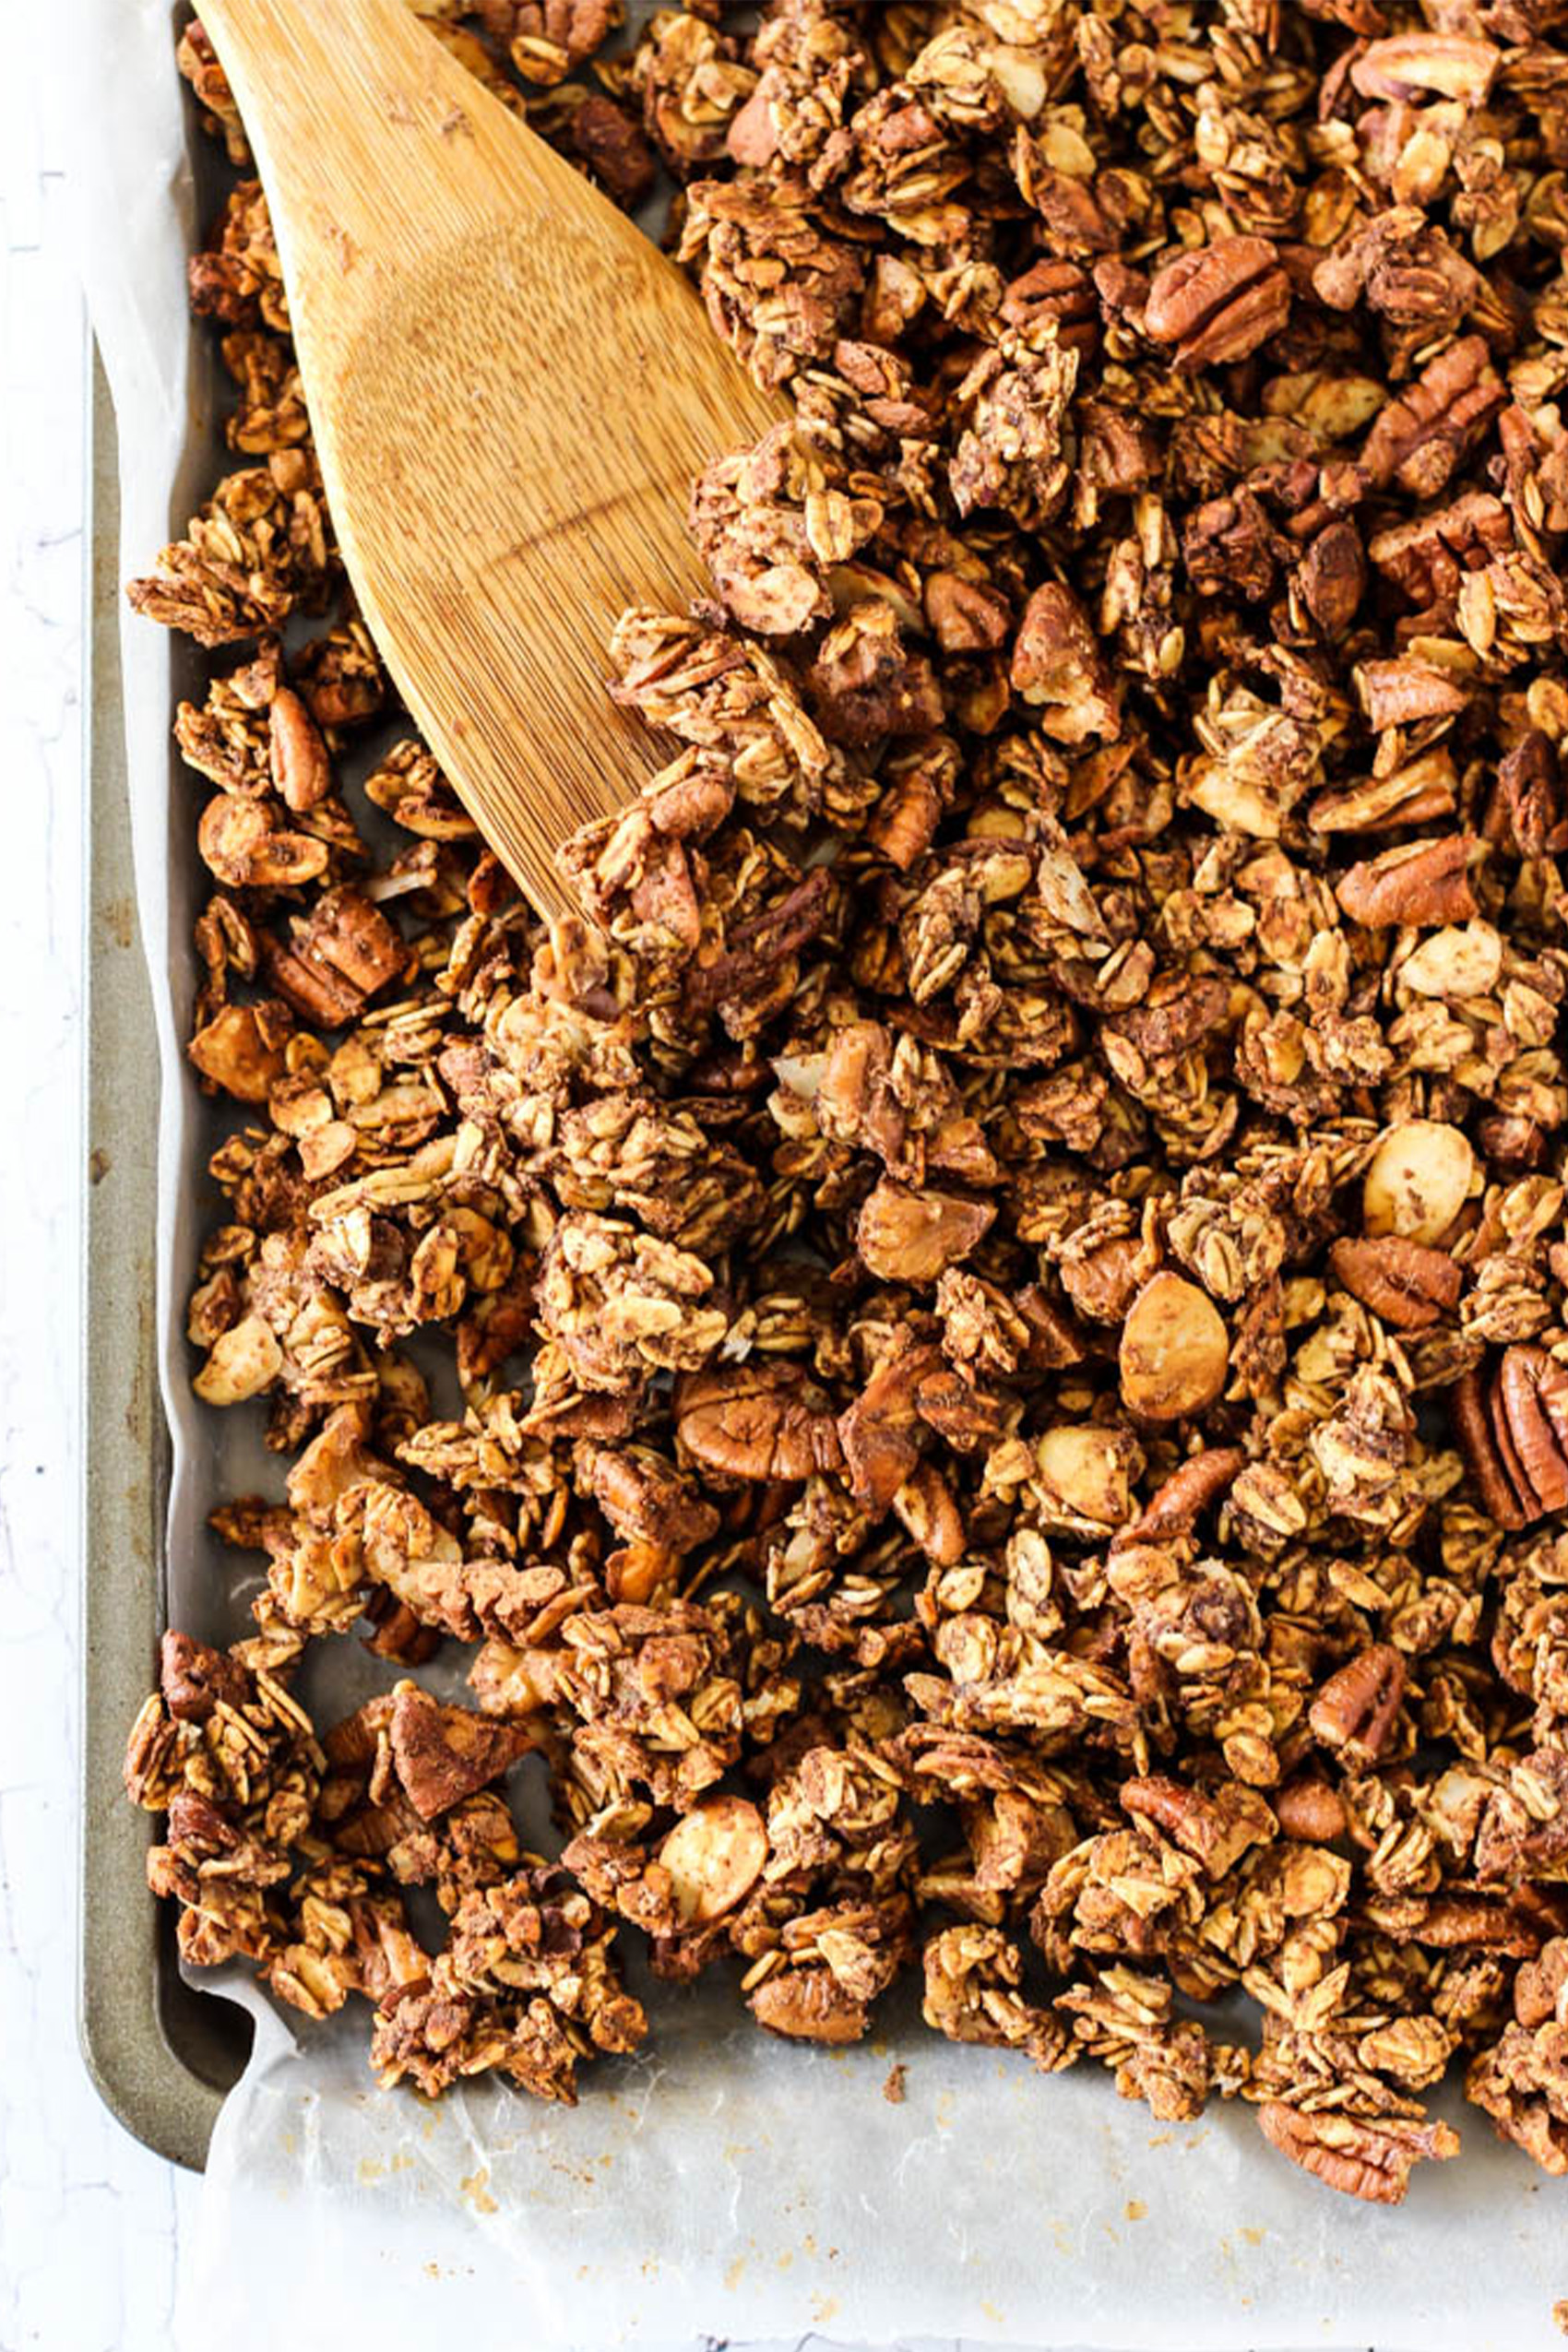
top-left (68, 0), bottom-right (1568, 2342)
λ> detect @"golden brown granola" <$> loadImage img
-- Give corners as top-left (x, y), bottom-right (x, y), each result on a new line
top-left (121, 0), bottom-right (1568, 2189)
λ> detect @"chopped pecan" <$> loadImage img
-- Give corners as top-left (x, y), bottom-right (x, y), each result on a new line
top-left (266, 889), bottom-right (407, 1027)
top-left (856, 1180), bottom-right (995, 1286)
top-left (387, 1684), bottom-right (529, 1821)
top-left (1111, 1448), bottom-right (1245, 1551)
top-left (1308, 1645), bottom-right (1406, 1764)
top-left (1295, 520), bottom-right (1366, 636)
top-left (1360, 337), bottom-right (1503, 497)
top-left (1009, 583), bottom-right (1121, 744)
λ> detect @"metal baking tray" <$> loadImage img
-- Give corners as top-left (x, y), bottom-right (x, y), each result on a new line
top-left (78, 350), bottom-right (252, 2171)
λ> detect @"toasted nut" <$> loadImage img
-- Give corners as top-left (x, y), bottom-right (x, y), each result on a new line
top-left (659, 1795), bottom-right (768, 1924)
top-left (1309, 1644), bottom-right (1406, 1762)
top-left (856, 1179), bottom-right (995, 1284)
top-left (469, 1639), bottom-right (562, 1718)
top-left (1036, 1425), bottom-right (1140, 1526)
top-left (1119, 1273), bottom-right (1229, 1420)
top-left (1110, 1446), bottom-right (1245, 1551)
top-left (1121, 1774), bottom-right (1276, 1875)
top-left (604, 1542), bottom-right (679, 1605)
top-left (1144, 234), bottom-right (1291, 371)
top-left (1451, 1366), bottom-right (1526, 1530)
top-left (749, 1966), bottom-right (869, 2043)
top-left (193, 1313), bottom-right (282, 1406)
top-left (1258, 2101), bottom-right (1459, 2204)
top-left (1296, 519), bottom-right (1365, 636)
top-left (187, 1002), bottom-right (288, 1102)
top-left (197, 792), bottom-right (329, 889)
top-left (676, 1363), bottom-right (843, 1482)
top-left (1336, 836), bottom-right (1480, 928)
top-left (891, 1460), bottom-right (966, 1565)
top-left (1500, 730), bottom-right (1568, 856)
top-left (1274, 1776), bottom-right (1349, 1842)
top-left (1498, 1346), bottom-right (1568, 1516)
top-left (267, 685), bottom-right (332, 812)
top-left (1328, 1235), bottom-right (1461, 1329)
top-left (1397, 921), bottom-right (1502, 999)
top-left (1009, 581), bottom-right (1121, 743)
top-left (1356, 659), bottom-right (1471, 731)
top-left (388, 1682), bottom-right (529, 1821)
top-left (1361, 1119), bottom-right (1474, 1244)
top-left (1350, 31), bottom-right (1498, 104)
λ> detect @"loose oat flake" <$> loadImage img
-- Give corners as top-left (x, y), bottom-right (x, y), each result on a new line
top-left (124, 0), bottom-right (1568, 2207)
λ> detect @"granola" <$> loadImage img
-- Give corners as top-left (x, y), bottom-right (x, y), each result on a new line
top-left (120, 0), bottom-right (1568, 2204)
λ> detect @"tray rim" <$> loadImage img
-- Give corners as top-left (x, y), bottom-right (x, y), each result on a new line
top-left (77, 339), bottom-right (243, 2174)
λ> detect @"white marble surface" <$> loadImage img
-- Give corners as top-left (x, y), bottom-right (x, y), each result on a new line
top-left (0, 33), bottom-right (1391, 2352)
top-left (0, 49), bottom-right (206, 2352)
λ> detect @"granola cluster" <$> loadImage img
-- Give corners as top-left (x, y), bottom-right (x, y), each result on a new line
top-left (125, 0), bottom-right (1568, 2198)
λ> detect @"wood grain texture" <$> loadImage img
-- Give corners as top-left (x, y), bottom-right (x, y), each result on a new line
top-left (196, 0), bottom-right (782, 914)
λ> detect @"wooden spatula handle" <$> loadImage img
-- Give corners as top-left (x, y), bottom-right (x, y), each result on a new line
top-left (195, 0), bottom-right (531, 314)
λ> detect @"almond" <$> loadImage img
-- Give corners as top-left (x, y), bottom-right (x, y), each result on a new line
top-left (1361, 1119), bottom-right (1474, 1244)
top-left (1036, 1424), bottom-right (1141, 1526)
top-left (659, 1795), bottom-right (768, 1924)
top-left (1119, 1272), bottom-right (1230, 1420)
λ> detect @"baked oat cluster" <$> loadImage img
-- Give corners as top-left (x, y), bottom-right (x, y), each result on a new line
top-left (123, 0), bottom-right (1568, 2201)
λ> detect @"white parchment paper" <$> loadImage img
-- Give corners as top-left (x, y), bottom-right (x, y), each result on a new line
top-left (65, 1), bottom-right (1568, 2342)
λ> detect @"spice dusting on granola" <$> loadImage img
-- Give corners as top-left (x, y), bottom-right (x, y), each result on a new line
top-left (125, 0), bottom-right (1568, 2199)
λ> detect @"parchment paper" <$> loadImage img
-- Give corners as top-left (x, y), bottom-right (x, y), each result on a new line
top-left (65, 2), bottom-right (1568, 2342)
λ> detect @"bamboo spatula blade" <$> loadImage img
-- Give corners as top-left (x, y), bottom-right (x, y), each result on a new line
top-left (194, 0), bottom-right (781, 913)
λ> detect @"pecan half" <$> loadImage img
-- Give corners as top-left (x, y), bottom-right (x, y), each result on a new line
top-left (267, 685), bottom-right (332, 813)
top-left (1497, 1346), bottom-right (1568, 1518)
top-left (1144, 236), bottom-right (1290, 372)
top-left (1452, 1365), bottom-right (1527, 1531)
top-left (1328, 1235), bottom-right (1461, 1329)
top-left (1257, 2102), bottom-right (1459, 2204)
top-left (1336, 836), bottom-right (1480, 928)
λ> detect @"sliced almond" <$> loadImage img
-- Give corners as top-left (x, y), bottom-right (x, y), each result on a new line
top-left (1361, 1119), bottom-right (1474, 1244)
top-left (659, 1795), bottom-right (768, 1924)
top-left (1119, 1272), bottom-right (1230, 1421)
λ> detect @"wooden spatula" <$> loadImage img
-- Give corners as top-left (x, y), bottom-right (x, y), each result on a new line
top-left (194, 0), bottom-right (780, 916)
